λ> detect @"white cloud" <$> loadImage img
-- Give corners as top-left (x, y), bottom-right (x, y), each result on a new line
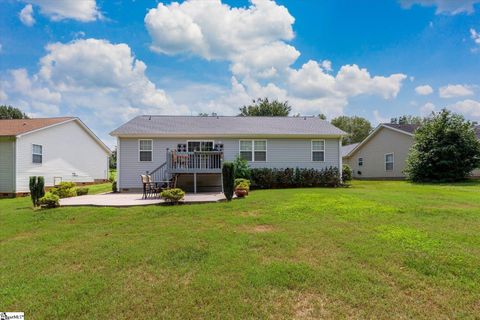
top-left (415, 84), bottom-right (433, 95)
top-left (19, 4), bottom-right (35, 26)
top-left (400, 0), bottom-right (480, 15)
top-left (21, 0), bottom-right (101, 22)
top-left (420, 102), bottom-right (436, 116)
top-left (471, 28), bottom-right (480, 47)
top-left (439, 84), bottom-right (474, 98)
top-left (449, 99), bottom-right (480, 117)
top-left (373, 110), bottom-right (390, 124)
top-left (145, 0), bottom-right (294, 61)
top-left (145, 0), bottom-right (408, 117)
top-left (0, 39), bottom-right (187, 144)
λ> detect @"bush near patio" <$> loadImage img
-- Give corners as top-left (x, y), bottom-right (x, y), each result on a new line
top-left (50, 182), bottom-right (77, 198)
top-left (250, 167), bottom-right (341, 189)
top-left (160, 188), bottom-right (185, 204)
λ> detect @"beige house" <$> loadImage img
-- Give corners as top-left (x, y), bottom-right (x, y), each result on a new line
top-left (342, 124), bottom-right (418, 179)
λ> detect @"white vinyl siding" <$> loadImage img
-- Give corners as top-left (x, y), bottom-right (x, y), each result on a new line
top-left (311, 140), bottom-right (325, 162)
top-left (139, 139), bottom-right (153, 162)
top-left (239, 140), bottom-right (267, 162)
top-left (385, 153), bottom-right (394, 171)
top-left (15, 121), bottom-right (109, 192)
top-left (32, 144), bottom-right (43, 164)
top-left (118, 138), bottom-right (341, 189)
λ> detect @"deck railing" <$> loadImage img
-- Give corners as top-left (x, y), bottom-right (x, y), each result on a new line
top-left (167, 150), bottom-right (223, 173)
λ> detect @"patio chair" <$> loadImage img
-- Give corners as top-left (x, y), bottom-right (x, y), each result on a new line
top-left (141, 174), bottom-right (155, 199)
top-left (147, 175), bottom-right (162, 198)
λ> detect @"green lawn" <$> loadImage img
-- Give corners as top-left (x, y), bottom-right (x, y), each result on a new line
top-left (1, 181), bottom-right (480, 319)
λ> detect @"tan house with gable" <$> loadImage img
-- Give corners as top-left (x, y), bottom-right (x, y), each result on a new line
top-left (342, 124), bottom-right (418, 179)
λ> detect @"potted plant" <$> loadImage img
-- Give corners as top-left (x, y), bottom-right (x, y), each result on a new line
top-left (234, 181), bottom-right (250, 198)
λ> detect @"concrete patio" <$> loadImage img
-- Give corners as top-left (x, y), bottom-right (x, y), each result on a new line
top-left (60, 192), bottom-right (227, 207)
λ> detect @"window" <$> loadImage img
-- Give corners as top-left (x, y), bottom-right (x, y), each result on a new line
top-left (32, 144), bottom-right (42, 164)
top-left (187, 141), bottom-right (214, 152)
top-left (385, 153), bottom-right (394, 171)
top-left (139, 139), bottom-right (153, 162)
top-left (239, 140), bottom-right (267, 162)
top-left (358, 157), bottom-right (363, 166)
top-left (311, 140), bottom-right (325, 162)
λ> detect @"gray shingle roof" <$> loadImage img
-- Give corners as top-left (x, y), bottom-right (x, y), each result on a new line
top-left (341, 143), bottom-right (359, 157)
top-left (382, 123), bottom-right (419, 134)
top-left (110, 116), bottom-right (346, 137)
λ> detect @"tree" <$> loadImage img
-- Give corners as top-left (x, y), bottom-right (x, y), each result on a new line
top-left (405, 109), bottom-right (480, 182)
top-left (109, 147), bottom-right (117, 169)
top-left (222, 162), bottom-right (235, 201)
top-left (238, 98), bottom-right (291, 116)
top-left (0, 105), bottom-right (29, 119)
top-left (331, 116), bottom-right (373, 145)
top-left (390, 115), bottom-right (423, 125)
top-left (318, 113), bottom-right (327, 120)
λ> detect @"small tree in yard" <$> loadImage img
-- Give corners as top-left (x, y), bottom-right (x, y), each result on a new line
top-left (405, 109), bottom-right (480, 182)
top-left (29, 176), bottom-right (45, 207)
top-left (233, 155), bottom-right (250, 179)
top-left (222, 162), bottom-right (235, 201)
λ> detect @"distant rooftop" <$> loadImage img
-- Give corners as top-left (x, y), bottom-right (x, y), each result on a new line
top-left (0, 117), bottom-right (74, 136)
top-left (341, 143), bottom-right (359, 158)
top-left (110, 115), bottom-right (346, 137)
top-left (382, 123), bottom-right (420, 134)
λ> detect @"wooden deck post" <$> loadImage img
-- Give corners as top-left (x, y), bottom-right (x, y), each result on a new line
top-left (194, 172), bottom-right (197, 194)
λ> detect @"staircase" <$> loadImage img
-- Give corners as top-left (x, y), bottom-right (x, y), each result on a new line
top-left (147, 162), bottom-right (177, 189)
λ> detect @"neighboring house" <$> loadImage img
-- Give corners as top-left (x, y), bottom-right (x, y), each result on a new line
top-left (342, 123), bottom-right (418, 179)
top-left (110, 116), bottom-right (346, 193)
top-left (0, 117), bottom-right (111, 197)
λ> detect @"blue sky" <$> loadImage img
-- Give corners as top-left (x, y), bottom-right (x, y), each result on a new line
top-left (1, 0), bottom-right (479, 146)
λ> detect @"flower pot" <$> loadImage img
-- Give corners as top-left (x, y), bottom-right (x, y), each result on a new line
top-left (235, 188), bottom-right (248, 197)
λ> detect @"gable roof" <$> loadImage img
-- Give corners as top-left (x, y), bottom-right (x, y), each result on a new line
top-left (0, 117), bottom-right (74, 136)
top-left (0, 117), bottom-right (111, 154)
top-left (110, 115), bottom-right (346, 138)
top-left (343, 123), bottom-right (416, 158)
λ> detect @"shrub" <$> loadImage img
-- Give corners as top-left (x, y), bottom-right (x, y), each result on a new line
top-left (222, 162), bottom-right (235, 201)
top-left (161, 188), bottom-right (185, 204)
top-left (234, 178), bottom-right (250, 188)
top-left (233, 155), bottom-right (250, 179)
top-left (112, 181), bottom-right (117, 193)
top-left (29, 176), bottom-right (45, 207)
top-left (76, 187), bottom-right (89, 196)
top-left (250, 167), bottom-right (341, 189)
top-left (405, 109), bottom-right (480, 182)
top-left (235, 181), bottom-right (250, 191)
top-left (50, 181), bottom-right (77, 198)
top-left (39, 192), bottom-right (60, 208)
top-left (342, 164), bottom-right (352, 182)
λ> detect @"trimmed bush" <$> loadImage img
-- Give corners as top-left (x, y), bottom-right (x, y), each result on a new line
top-left (342, 164), bottom-right (352, 182)
top-left (161, 188), bottom-right (185, 204)
top-left (250, 167), bottom-right (341, 189)
top-left (112, 181), bottom-right (117, 193)
top-left (222, 162), bottom-right (235, 201)
top-left (39, 192), bottom-right (60, 208)
top-left (235, 181), bottom-right (250, 191)
top-left (29, 176), bottom-right (45, 207)
top-left (76, 187), bottom-right (89, 196)
top-left (233, 155), bottom-right (250, 179)
top-left (50, 181), bottom-right (77, 198)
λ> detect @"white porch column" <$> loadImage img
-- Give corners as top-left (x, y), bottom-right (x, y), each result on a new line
top-left (194, 173), bottom-right (197, 194)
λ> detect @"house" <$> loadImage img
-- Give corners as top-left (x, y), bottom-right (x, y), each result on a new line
top-left (110, 115), bottom-right (346, 193)
top-left (0, 117), bottom-right (111, 197)
top-left (343, 123), bottom-right (480, 179)
top-left (342, 123), bottom-right (418, 179)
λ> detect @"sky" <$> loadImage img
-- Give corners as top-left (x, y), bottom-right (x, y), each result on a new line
top-left (0, 0), bottom-right (480, 147)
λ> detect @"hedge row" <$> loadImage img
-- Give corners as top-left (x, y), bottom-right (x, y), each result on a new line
top-left (250, 167), bottom-right (341, 189)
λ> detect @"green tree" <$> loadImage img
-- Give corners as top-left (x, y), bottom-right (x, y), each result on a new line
top-left (390, 115), bottom-right (423, 125)
top-left (405, 109), bottom-right (480, 182)
top-left (331, 116), bottom-right (372, 145)
top-left (0, 105), bottom-right (29, 119)
top-left (318, 113), bottom-right (327, 120)
top-left (238, 98), bottom-right (291, 116)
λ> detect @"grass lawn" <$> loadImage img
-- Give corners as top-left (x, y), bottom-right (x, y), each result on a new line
top-left (1, 181), bottom-right (480, 319)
